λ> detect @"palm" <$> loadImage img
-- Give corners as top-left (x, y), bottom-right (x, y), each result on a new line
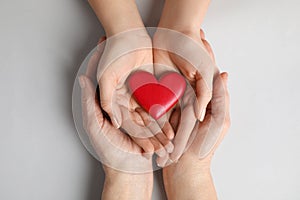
top-left (96, 33), bottom-right (174, 157)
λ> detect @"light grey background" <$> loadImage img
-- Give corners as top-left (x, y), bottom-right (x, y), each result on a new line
top-left (1, 0), bottom-right (300, 199)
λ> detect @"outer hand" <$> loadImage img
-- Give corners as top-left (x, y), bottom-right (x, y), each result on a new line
top-left (79, 39), bottom-right (153, 172)
top-left (154, 29), bottom-right (218, 163)
top-left (162, 71), bottom-right (230, 200)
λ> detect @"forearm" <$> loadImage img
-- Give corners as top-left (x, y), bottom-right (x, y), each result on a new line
top-left (163, 155), bottom-right (217, 200)
top-left (158, 0), bottom-right (210, 33)
top-left (88, 0), bottom-right (145, 36)
top-left (102, 167), bottom-right (153, 200)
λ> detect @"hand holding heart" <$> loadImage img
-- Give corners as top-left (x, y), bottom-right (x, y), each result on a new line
top-left (80, 28), bottom-right (221, 169)
top-left (96, 30), bottom-right (175, 158)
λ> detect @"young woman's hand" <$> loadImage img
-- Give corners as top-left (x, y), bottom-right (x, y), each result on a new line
top-left (88, 0), bottom-right (175, 162)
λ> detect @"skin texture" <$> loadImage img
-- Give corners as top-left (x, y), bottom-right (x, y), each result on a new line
top-left (162, 31), bottom-right (231, 200)
top-left (154, 0), bottom-right (215, 163)
top-left (163, 71), bottom-right (230, 200)
top-left (83, 0), bottom-right (231, 199)
top-left (79, 37), bottom-right (153, 199)
top-left (88, 0), bottom-right (174, 159)
top-left (79, 35), bottom-right (230, 199)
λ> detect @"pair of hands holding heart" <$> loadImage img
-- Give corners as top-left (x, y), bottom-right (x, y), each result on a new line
top-left (79, 28), bottom-right (228, 170)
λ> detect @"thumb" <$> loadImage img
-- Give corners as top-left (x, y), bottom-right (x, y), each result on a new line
top-left (79, 75), bottom-right (104, 137)
top-left (194, 71), bottom-right (213, 121)
top-left (98, 76), bottom-right (122, 128)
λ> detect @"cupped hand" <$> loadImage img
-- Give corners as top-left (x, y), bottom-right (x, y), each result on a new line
top-left (96, 30), bottom-right (175, 158)
top-left (153, 28), bottom-right (219, 162)
top-left (170, 71), bottom-right (230, 163)
top-left (79, 37), bottom-right (153, 173)
top-left (162, 71), bottom-right (230, 200)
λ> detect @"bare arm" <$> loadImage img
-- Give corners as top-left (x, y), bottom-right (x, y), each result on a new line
top-left (163, 155), bottom-right (217, 200)
top-left (102, 167), bottom-right (153, 200)
top-left (86, 1), bottom-right (154, 199)
top-left (158, 0), bottom-right (211, 35)
top-left (88, 0), bottom-right (145, 36)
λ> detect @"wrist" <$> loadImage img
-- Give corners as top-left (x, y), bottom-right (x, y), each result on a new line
top-left (104, 21), bottom-right (145, 37)
top-left (163, 154), bottom-right (212, 182)
top-left (103, 166), bottom-right (153, 200)
top-left (88, 0), bottom-right (145, 37)
top-left (163, 154), bottom-right (214, 200)
top-left (158, 0), bottom-right (210, 33)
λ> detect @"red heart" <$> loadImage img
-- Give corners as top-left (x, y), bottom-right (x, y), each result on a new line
top-left (128, 71), bottom-right (186, 119)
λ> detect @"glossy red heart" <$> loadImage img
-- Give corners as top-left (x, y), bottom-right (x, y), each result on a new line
top-left (128, 71), bottom-right (186, 119)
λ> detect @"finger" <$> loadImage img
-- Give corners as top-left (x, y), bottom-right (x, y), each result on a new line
top-left (79, 76), bottom-right (98, 115)
top-left (130, 111), bottom-right (145, 126)
top-left (155, 132), bottom-right (174, 153)
top-left (99, 76), bottom-right (121, 128)
top-left (197, 73), bottom-right (230, 158)
top-left (149, 137), bottom-right (168, 157)
top-left (135, 107), bottom-right (173, 151)
top-left (169, 106), bottom-right (181, 131)
top-left (130, 114), bottom-right (170, 157)
top-left (221, 72), bottom-right (229, 84)
top-left (219, 72), bottom-right (230, 127)
top-left (212, 72), bottom-right (231, 149)
top-left (86, 51), bottom-right (101, 83)
top-left (194, 71), bottom-right (213, 121)
top-left (157, 116), bottom-right (175, 140)
top-left (201, 39), bottom-right (215, 63)
top-left (135, 107), bottom-right (162, 137)
top-left (223, 72), bottom-right (231, 130)
top-left (86, 36), bottom-right (106, 81)
top-left (156, 154), bottom-right (170, 167)
top-left (79, 75), bottom-right (103, 139)
top-left (129, 96), bottom-right (142, 111)
top-left (130, 137), bottom-right (154, 159)
top-left (169, 103), bottom-right (197, 162)
top-left (120, 107), bottom-right (154, 138)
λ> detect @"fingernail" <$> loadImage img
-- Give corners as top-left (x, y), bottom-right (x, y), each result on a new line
top-left (200, 108), bottom-right (206, 122)
top-left (112, 117), bottom-right (121, 129)
top-left (156, 148), bottom-right (167, 157)
top-left (165, 142), bottom-right (174, 153)
top-left (79, 76), bottom-right (85, 88)
top-left (112, 107), bottom-right (122, 129)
